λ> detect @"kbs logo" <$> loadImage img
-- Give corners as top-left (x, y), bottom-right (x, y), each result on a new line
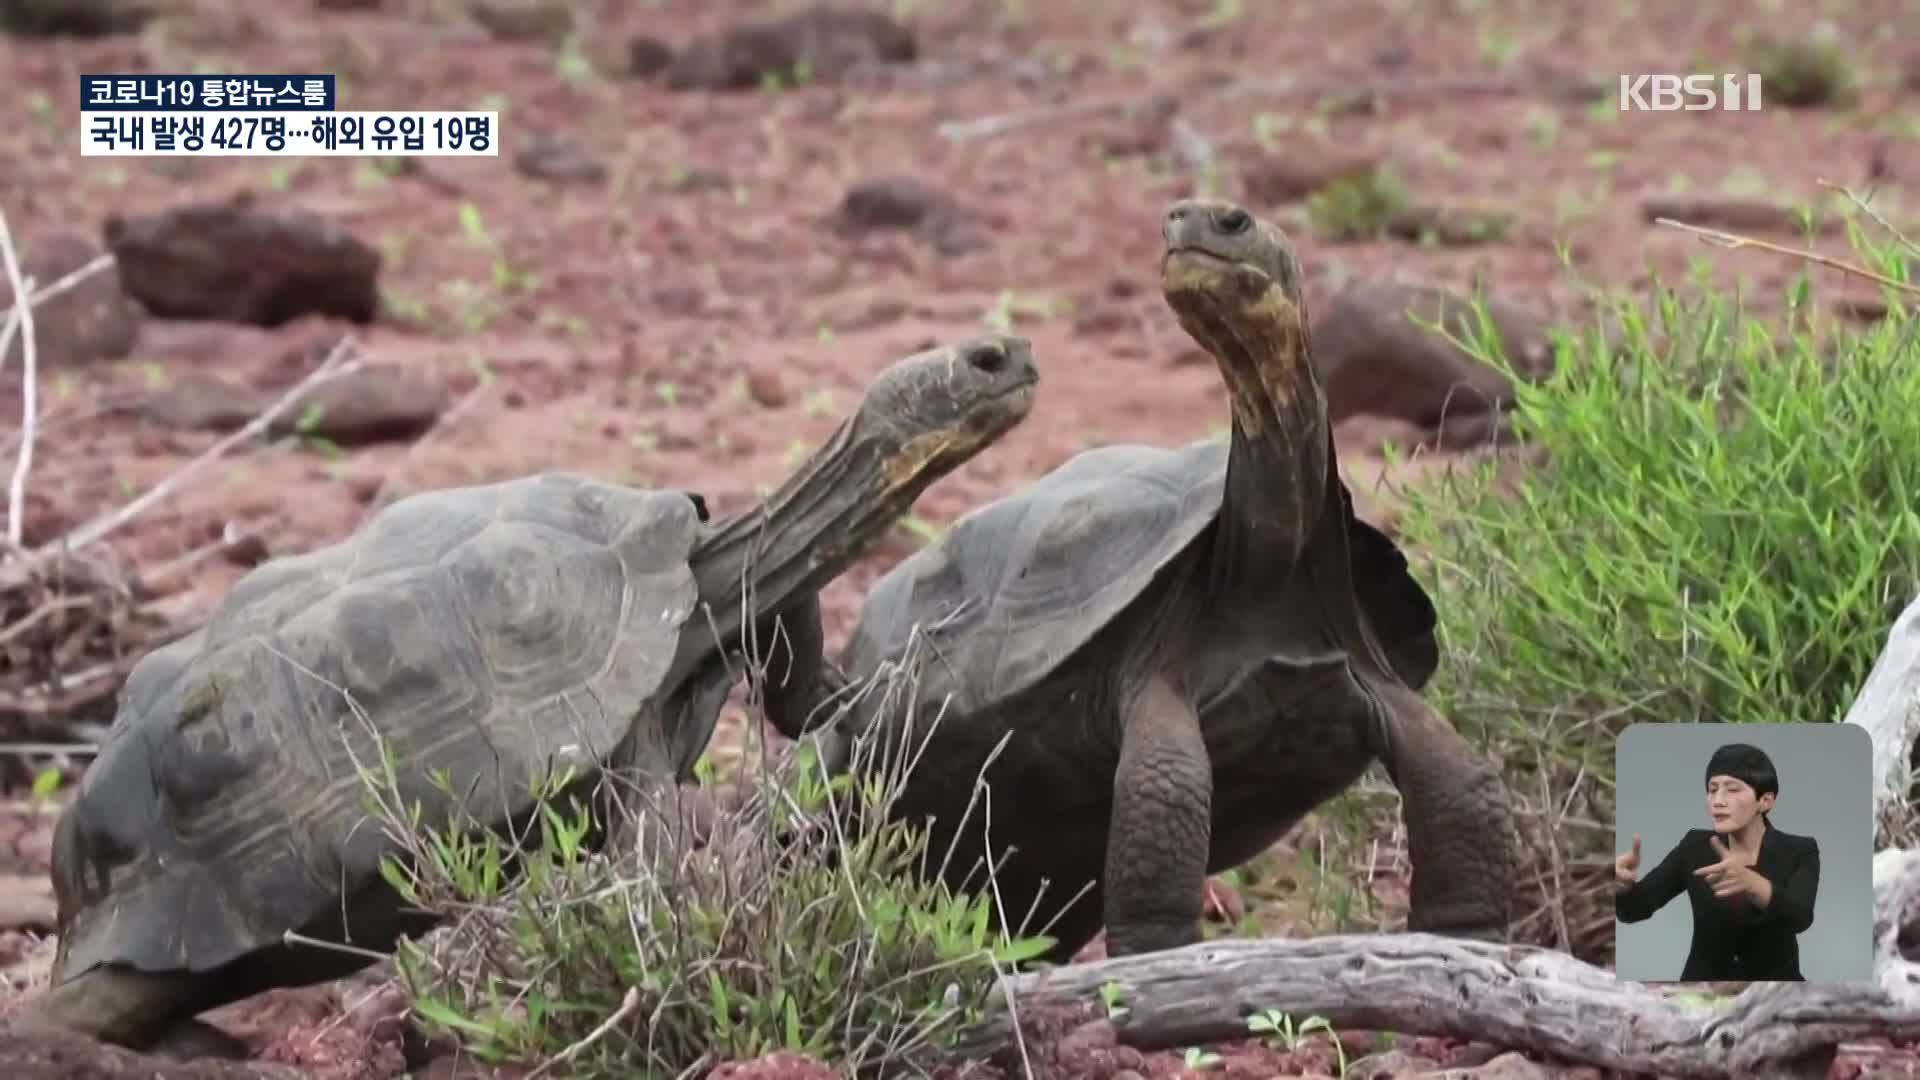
top-left (1618, 74), bottom-right (1763, 111)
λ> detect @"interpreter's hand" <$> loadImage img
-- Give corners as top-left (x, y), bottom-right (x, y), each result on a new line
top-left (1614, 833), bottom-right (1641, 885)
top-left (1695, 835), bottom-right (1765, 901)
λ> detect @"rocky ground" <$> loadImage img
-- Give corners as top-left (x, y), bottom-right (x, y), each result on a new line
top-left (0, 0), bottom-right (1918, 1076)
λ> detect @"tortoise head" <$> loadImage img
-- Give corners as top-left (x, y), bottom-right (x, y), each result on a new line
top-left (688, 333), bottom-right (1038, 621)
top-left (1159, 197), bottom-right (1305, 310)
top-left (1158, 198), bottom-right (1322, 440)
top-left (1159, 198), bottom-right (1332, 561)
top-left (852, 333), bottom-right (1039, 490)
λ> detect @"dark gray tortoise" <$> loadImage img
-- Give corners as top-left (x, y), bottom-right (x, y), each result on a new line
top-left (12, 333), bottom-right (1040, 1049)
top-left (794, 199), bottom-right (1513, 963)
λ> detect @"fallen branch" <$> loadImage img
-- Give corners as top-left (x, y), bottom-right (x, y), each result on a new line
top-left (949, 852), bottom-right (1920, 1079)
top-left (1840, 591), bottom-right (1920, 845)
top-left (951, 592), bottom-right (1920, 1078)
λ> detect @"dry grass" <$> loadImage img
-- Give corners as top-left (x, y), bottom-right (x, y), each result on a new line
top-left (334, 608), bottom-right (1051, 1078)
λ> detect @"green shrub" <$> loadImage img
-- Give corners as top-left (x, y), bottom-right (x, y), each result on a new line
top-left (1389, 230), bottom-right (1916, 949)
top-left (361, 651), bottom-right (1050, 1077)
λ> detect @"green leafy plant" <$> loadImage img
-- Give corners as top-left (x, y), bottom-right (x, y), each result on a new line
top-left (1392, 220), bottom-right (1918, 949)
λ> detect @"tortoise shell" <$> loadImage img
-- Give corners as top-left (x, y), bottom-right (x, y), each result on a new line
top-left (837, 437), bottom-right (1437, 721)
top-left (51, 472), bottom-right (706, 981)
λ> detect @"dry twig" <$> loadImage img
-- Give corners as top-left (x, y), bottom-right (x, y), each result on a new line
top-left (1816, 179), bottom-right (1920, 262)
top-left (0, 330), bottom-right (361, 766)
top-left (0, 549), bottom-right (177, 780)
top-left (0, 742), bottom-right (95, 757)
top-left (0, 207), bottom-right (37, 549)
top-left (36, 335), bottom-right (364, 560)
top-left (526, 986), bottom-right (643, 1080)
top-left (1655, 217), bottom-right (1920, 298)
top-left (0, 252), bottom-right (115, 345)
top-left (135, 518), bottom-right (272, 592)
top-left (0, 240), bottom-right (117, 550)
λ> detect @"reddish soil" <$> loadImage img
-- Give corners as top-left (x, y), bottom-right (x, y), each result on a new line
top-left (2, 0), bottom-right (1919, 1077)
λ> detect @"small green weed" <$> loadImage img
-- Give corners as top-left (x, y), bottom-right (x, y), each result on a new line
top-left (1182, 1045), bottom-right (1224, 1070)
top-left (1248, 1007), bottom-right (1349, 1075)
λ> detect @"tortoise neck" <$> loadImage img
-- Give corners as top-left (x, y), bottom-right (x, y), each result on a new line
top-left (1220, 327), bottom-right (1415, 689)
top-left (1180, 291), bottom-right (1332, 579)
top-left (1167, 266), bottom-right (1407, 684)
top-left (688, 416), bottom-right (910, 653)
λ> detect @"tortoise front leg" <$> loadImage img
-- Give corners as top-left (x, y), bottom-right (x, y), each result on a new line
top-left (9, 965), bottom-right (216, 1050)
top-left (1103, 674), bottom-right (1213, 957)
top-left (1365, 675), bottom-right (1513, 941)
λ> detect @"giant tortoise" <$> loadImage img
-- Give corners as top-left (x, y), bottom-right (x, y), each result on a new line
top-left (11, 333), bottom-right (1040, 1049)
top-left (796, 199), bottom-right (1513, 962)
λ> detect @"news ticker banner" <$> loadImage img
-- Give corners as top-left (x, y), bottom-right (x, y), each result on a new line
top-left (80, 74), bottom-right (499, 157)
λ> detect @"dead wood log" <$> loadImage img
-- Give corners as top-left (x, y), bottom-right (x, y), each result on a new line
top-left (947, 916), bottom-right (1920, 1079)
top-left (1841, 591), bottom-right (1920, 845)
top-left (949, 593), bottom-right (1920, 1078)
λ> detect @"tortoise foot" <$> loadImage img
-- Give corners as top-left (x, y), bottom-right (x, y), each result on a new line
top-left (7, 966), bottom-right (212, 1051)
top-left (1435, 925), bottom-right (1507, 945)
top-left (1408, 904), bottom-right (1510, 945)
top-left (1102, 919), bottom-right (1204, 958)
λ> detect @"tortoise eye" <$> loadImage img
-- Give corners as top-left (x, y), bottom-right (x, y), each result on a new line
top-left (1217, 208), bottom-right (1251, 234)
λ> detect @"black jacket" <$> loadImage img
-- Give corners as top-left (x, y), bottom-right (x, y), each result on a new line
top-left (1614, 825), bottom-right (1820, 982)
